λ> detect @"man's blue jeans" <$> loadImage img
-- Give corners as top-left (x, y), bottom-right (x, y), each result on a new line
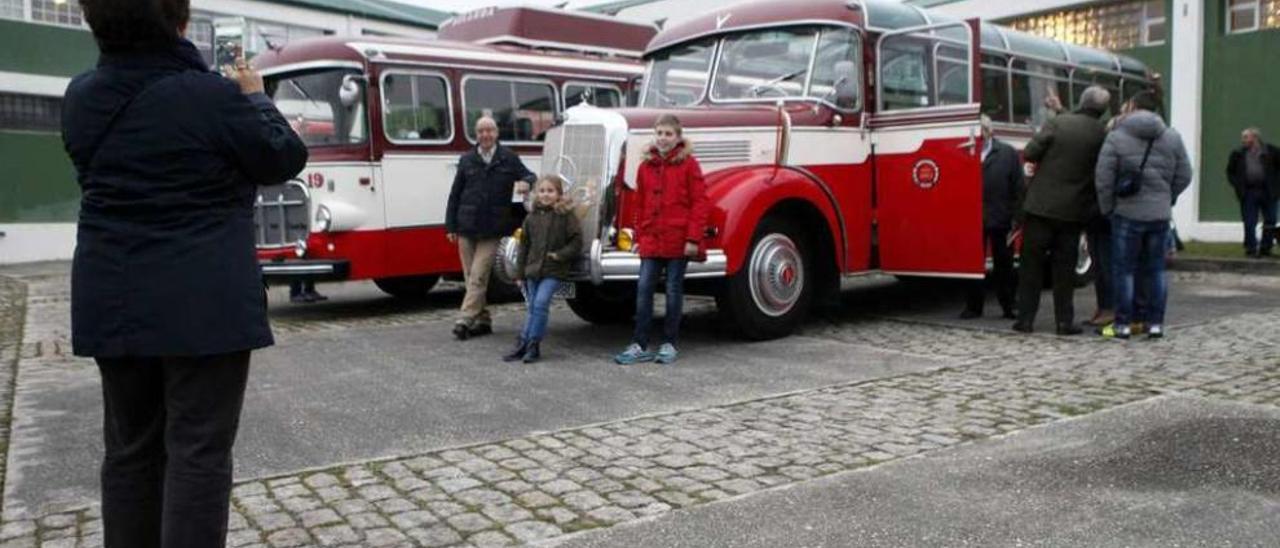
top-left (1112, 216), bottom-right (1170, 326)
top-left (520, 277), bottom-right (561, 342)
top-left (633, 258), bottom-right (688, 348)
top-left (1240, 187), bottom-right (1278, 253)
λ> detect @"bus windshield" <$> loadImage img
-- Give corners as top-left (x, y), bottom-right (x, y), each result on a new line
top-left (266, 68), bottom-right (368, 147)
top-left (642, 38), bottom-right (715, 108)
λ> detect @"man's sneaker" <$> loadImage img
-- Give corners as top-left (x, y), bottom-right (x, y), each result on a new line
top-left (1147, 324), bottom-right (1164, 339)
top-left (613, 343), bottom-right (654, 365)
top-left (452, 323), bottom-right (470, 340)
top-left (655, 343), bottom-right (679, 364)
top-left (1099, 322), bottom-right (1130, 340)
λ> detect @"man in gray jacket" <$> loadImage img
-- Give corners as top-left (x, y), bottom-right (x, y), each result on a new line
top-left (1095, 91), bottom-right (1192, 339)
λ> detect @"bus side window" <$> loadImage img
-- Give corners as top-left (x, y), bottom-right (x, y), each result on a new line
top-left (1011, 60), bottom-right (1069, 127)
top-left (464, 78), bottom-right (557, 144)
top-left (382, 73), bottom-right (451, 142)
top-left (880, 39), bottom-right (931, 110)
top-left (877, 24), bottom-right (973, 112)
top-left (980, 55), bottom-right (1010, 123)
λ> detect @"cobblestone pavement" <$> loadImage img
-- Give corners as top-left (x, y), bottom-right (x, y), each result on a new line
top-left (2, 269), bottom-right (1279, 547)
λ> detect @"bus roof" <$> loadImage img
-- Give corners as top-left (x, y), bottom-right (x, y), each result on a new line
top-left (646, 0), bottom-right (1150, 80)
top-left (254, 36), bottom-right (643, 81)
top-left (437, 6), bottom-right (658, 59)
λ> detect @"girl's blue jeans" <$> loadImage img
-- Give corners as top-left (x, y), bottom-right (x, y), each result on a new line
top-left (521, 277), bottom-right (562, 342)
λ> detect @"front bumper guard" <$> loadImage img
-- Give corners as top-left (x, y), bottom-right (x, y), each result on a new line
top-left (588, 239), bottom-right (727, 285)
top-left (259, 259), bottom-right (350, 282)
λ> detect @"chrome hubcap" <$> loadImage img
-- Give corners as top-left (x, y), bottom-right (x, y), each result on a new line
top-left (748, 234), bottom-right (804, 317)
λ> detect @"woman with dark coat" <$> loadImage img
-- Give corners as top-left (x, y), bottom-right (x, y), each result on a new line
top-left (61, 1), bottom-right (307, 546)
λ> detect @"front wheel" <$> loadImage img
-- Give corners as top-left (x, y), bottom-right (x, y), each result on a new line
top-left (716, 217), bottom-right (813, 340)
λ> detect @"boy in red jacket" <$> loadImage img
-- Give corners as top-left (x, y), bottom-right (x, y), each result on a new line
top-left (615, 114), bottom-right (710, 365)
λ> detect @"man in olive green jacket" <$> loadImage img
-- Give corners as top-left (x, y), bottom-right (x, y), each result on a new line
top-left (1013, 85), bottom-right (1111, 335)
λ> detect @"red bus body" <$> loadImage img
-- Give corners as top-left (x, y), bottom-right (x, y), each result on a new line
top-left (520, 0), bottom-right (1152, 338)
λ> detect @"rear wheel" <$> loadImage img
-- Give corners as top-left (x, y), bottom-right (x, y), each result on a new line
top-left (716, 217), bottom-right (813, 340)
top-left (373, 275), bottom-right (439, 300)
top-left (567, 282), bottom-right (636, 325)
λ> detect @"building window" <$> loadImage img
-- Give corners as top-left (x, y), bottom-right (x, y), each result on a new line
top-left (1229, 0), bottom-right (1261, 32)
top-left (1227, 0), bottom-right (1280, 32)
top-left (0, 0), bottom-right (23, 21)
top-left (31, 0), bottom-right (83, 27)
top-left (186, 17), bottom-right (215, 65)
top-left (0, 92), bottom-right (62, 133)
top-left (1007, 1), bottom-right (1146, 50)
top-left (1142, 1), bottom-right (1167, 45)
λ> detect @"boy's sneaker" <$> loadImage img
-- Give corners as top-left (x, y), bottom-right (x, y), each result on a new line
top-left (614, 343), bottom-right (654, 365)
top-left (1099, 322), bottom-right (1131, 340)
top-left (1146, 324), bottom-right (1164, 339)
top-left (655, 343), bottom-right (678, 364)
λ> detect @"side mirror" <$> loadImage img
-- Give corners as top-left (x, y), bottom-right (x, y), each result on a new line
top-left (832, 61), bottom-right (858, 108)
top-left (339, 75), bottom-right (362, 108)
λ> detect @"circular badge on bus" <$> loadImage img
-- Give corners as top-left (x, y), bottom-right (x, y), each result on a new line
top-left (912, 159), bottom-right (939, 189)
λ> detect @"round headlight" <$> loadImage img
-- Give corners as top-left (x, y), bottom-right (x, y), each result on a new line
top-left (315, 205), bottom-right (332, 232)
top-left (293, 239), bottom-right (307, 258)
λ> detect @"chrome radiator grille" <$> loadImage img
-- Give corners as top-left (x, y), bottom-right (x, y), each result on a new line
top-left (543, 124), bottom-right (609, 240)
top-left (253, 180), bottom-right (310, 249)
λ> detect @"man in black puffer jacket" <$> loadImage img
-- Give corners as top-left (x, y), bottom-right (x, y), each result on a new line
top-left (1227, 128), bottom-right (1280, 257)
top-left (445, 116), bottom-right (536, 339)
top-left (961, 114), bottom-right (1022, 320)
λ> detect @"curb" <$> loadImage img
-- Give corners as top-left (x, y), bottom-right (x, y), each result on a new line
top-left (1168, 256), bottom-right (1280, 275)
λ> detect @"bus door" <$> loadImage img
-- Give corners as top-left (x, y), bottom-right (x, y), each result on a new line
top-left (378, 69), bottom-right (459, 276)
top-left (870, 19), bottom-right (985, 278)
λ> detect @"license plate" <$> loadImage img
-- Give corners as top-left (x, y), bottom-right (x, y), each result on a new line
top-left (555, 283), bottom-right (576, 300)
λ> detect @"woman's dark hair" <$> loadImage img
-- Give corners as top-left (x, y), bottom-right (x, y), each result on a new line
top-left (79, 0), bottom-right (190, 52)
top-left (1130, 90), bottom-right (1162, 113)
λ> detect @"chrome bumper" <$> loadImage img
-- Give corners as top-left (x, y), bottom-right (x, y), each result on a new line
top-left (259, 260), bottom-right (350, 281)
top-left (588, 239), bottom-right (727, 284)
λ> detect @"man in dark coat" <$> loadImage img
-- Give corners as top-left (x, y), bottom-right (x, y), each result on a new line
top-left (61, 1), bottom-right (307, 546)
top-left (445, 116), bottom-right (536, 339)
top-left (962, 115), bottom-right (1022, 319)
top-left (1013, 86), bottom-right (1110, 335)
top-left (1226, 127), bottom-right (1280, 257)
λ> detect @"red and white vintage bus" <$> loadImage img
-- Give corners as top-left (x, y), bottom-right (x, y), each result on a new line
top-left (507, 0), bottom-right (1155, 339)
top-left (249, 8), bottom-right (654, 298)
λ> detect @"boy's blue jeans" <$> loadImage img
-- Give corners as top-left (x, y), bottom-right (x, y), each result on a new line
top-left (633, 258), bottom-right (688, 348)
top-left (520, 277), bottom-right (562, 342)
top-left (1111, 216), bottom-right (1170, 327)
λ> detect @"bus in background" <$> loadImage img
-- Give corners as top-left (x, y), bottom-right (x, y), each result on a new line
top-left (250, 8), bottom-right (655, 299)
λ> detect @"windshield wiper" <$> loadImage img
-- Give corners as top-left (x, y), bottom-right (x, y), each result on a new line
top-left (748, 68), bottom-right (807, 97)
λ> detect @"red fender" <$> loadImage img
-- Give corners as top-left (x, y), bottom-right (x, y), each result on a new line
top-left (705, 166), bottom-right (845, 276)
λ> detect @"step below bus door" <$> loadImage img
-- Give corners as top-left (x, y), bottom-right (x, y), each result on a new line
top-left (871, 19), bottom-right (985, 279)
